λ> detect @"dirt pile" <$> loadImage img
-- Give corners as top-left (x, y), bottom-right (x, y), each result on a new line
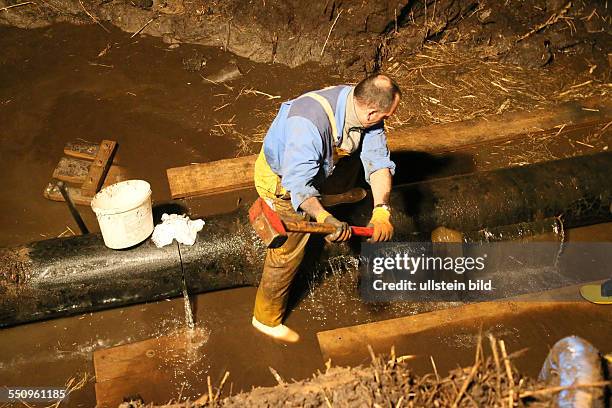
top-left (376, 1), bottom-right (610, 129)
top-left (0, 0), bottom-right (608, 76)
top-left (380, 0), bottom-right (610, 71)
top-left (136, 337), bottom-right (609, 408)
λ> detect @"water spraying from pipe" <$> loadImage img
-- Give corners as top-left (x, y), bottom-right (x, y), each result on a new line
top-left (177, 243), bottom-right (195, 331)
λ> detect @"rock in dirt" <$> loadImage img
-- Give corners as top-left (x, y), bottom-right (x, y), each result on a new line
top-left (202, 60), bottom-right (242, 84)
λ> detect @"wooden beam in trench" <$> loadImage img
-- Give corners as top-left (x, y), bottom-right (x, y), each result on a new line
top-left (316, 282), bottom-right (604, 365)
top-left (167, 97), bottom-right (611, 199)
top-left (93, 328), bottom-right (207, 408)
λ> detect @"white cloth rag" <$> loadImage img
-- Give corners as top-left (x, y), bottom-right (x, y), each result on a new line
top-left (152, 213), bottom-right (205, 248)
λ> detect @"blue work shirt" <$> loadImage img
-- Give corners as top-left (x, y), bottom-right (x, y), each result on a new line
top-left (262, 85), bottom-right (396, 211)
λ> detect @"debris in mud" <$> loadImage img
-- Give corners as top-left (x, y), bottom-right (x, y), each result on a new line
top-left (147, 336), bottom-right (609, 407)
top-left (182, 51), bottom-right (207, 72)
top-left (131, 0), bottom-right (153, 11)
top-left (384, 42), bottom-right (610, 128)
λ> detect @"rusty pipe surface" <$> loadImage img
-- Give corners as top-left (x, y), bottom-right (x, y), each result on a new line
top-left (0, 153), bottom-right (610, 327)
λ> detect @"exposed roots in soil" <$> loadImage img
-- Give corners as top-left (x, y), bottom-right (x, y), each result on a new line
top-left (135, 335), bottom-right (609, 407)
top-left (204, 0), bottom-right (611, 158)
top-left (485, 120), bottom-right (611, 168)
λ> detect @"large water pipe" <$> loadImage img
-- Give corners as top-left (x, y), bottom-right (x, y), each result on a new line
top-left (349, 151), bottom-right (612, 237)
top-left (0, 213), bottom-right (265, 328)
top-left (0, 152), bottom-right (610, 327)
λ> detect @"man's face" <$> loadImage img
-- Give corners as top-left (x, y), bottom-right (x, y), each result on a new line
top-left (360, 94), bottom-right (401, 128)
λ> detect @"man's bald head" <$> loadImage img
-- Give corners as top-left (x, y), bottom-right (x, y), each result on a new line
top-left (354, 74), bottom-right (402, 112)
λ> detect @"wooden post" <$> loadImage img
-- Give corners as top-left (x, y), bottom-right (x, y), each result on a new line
top-left (81, 139), bottom-right (117, 197)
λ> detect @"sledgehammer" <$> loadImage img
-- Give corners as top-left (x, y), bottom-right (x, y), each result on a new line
top-left (248, 197), bottom-right (373, 248)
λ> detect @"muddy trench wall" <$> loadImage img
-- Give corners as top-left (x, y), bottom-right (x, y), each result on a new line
top-left (0, 0), bottom-right (609, 76)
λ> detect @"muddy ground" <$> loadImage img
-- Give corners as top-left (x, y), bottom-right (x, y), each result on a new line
top-left (0, 1), bottom-right (610, 407)
top-left (155, 333), bottom-right (610, 407)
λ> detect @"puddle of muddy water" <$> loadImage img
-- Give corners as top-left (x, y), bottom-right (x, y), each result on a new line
top-left (0, 23), bottom-right (336, 247)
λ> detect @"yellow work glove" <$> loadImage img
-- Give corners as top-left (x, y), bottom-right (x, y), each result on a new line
top-left (368, 206), bottom-right (394, 242)
top-left (316, 210), bottom-right (352, 242)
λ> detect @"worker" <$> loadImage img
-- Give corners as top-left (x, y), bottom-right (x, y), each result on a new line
top-left (252, 74), bottom-right (402, 342)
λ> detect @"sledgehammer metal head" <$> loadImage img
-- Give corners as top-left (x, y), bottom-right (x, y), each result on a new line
top-left (248, 198), bottom-right (288, 249)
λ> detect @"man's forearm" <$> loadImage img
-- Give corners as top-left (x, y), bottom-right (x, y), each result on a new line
top-left (370, 168), bottom-right (392, 206)
top-left (299, 196), bottom-right (326, 220)
top-left (299, 168), bottom-right (392, 218)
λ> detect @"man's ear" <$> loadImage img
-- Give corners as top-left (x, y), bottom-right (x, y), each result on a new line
top-left (366, 108), bottom-right (379, 122)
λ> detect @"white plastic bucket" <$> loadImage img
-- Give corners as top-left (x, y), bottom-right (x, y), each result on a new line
top-left (91, 180), bottom-right (153, 249)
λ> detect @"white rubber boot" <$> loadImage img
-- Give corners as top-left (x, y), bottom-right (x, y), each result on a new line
top-left (252, 316), bottom-right (300, 343)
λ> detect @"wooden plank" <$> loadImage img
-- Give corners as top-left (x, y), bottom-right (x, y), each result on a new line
top-left (44, 182), bottom-right (92, 206)
top-left (93, 328), bottom-right (208, 407)
top-left (317, 302), bottom-right (562, 363)
top-left (52, 157), bottom-right (91, 184)
top-left (64, 140), bottom-right (120, 164)
top-left (81, 139), bottom-right (118, 197)
top-left (167, 97), bottom-right (611, 199)
top-left (44, 165), bottom-right (126, 206)
top-left (94, 371), bottom-right (168, 408)
top-left (167, 154), bottom-right (255, 199)
top-left (386, 97), bottom-right (611, 153)
top-left (93, 330), bottom-right (197, 382)
top-left (316, 282), bottom-right (595, 364)
top-left (64, 140), bottom-right (100, 160)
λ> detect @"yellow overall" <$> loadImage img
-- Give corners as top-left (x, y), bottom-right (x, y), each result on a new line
top-left (253, 92), bottom-right (353, 326)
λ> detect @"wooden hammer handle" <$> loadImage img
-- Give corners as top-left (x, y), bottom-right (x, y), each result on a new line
top-left (283, 221), bottom-right (373, 237)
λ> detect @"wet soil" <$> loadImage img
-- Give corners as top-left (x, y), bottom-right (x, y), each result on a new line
top-left (0, 22), bottom-right (611, 408)
top-left (0, 23), bottom-right (334, 247)
top-left (177, 344), bottom-right (555, 407)
top-left (1, 0), bottom-right (609, 79)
